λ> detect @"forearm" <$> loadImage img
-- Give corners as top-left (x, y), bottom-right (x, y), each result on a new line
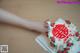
top-left (0, 9), bottom-right (46, 33)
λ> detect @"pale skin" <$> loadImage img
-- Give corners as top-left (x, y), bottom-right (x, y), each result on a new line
top-left (0, 8), bottom-right (48, 33)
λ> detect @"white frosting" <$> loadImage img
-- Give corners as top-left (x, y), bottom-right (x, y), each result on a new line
top-left (48, 18), bottom-right (79, 53)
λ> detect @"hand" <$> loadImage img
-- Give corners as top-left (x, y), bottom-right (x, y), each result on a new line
top-left (43, 18), bottom-right (51, 36)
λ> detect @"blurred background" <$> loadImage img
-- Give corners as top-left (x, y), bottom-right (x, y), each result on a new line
top-left (0, 0), bottom-right (80, 53)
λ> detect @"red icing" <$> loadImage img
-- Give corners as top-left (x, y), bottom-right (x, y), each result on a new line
top-left (75, 32), bottom-right (79, 37)
top-left (67, 42), bottom-right (73, 47)
top-left (52, 24), bottom-right (68, 39)
top-left (50, 42), bottom-right (54, 48)
top-left (51, 37), bottom-right (55, 42)
top-left (51, 23), bottom-right (55, 27)
top-left (63, 50), bottom-right (68, 53)
top-left (78, 52), bottom-right (80, 53)
top-left (64, 47), bottom-right (70, 51)
top-left (57, 50), bottom-right (63, 53)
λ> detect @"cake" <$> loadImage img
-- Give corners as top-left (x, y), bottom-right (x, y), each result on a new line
top-left (47, 18), bottom-right (80, 53)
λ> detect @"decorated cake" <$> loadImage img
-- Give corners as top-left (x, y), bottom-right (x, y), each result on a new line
top-left (47, 18), bottom-right (80, 53)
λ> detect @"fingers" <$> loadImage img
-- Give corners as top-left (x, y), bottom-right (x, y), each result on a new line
top-left (44, 18), bottom-right (49, 28)
top-left (44, 18), bottom-right (50, 24)
top-left (43, 18), bottom-right (55, 36)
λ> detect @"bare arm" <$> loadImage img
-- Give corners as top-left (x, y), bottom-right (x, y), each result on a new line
top-left (0, 9), bottom-right (47, 33)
